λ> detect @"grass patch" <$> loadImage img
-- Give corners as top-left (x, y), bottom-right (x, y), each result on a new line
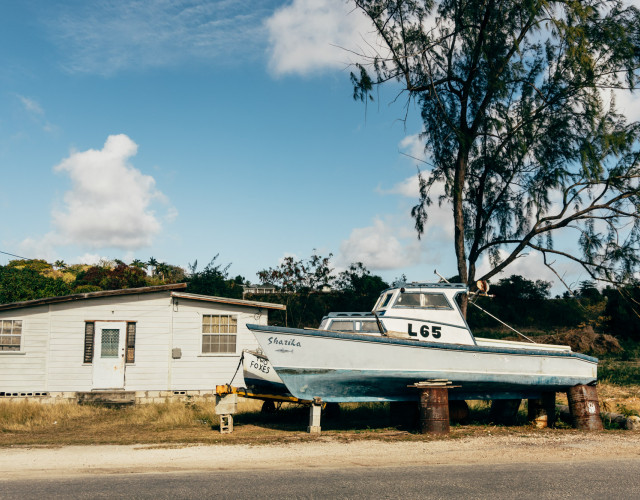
top-left (598, 360), bottom-right (640, 385)
top-left (2, 384), bottom-right (637, 447)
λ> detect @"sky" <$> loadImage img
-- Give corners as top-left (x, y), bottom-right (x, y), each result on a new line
top-left (1, 0), bottom-right (639, 291)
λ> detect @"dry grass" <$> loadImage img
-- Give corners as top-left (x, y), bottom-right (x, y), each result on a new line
top-left (0, 400), bottom-right (102, 432)
top-left (597, 382), bottom-right (640, 415)
top-left (1, 386), bottom-right (637, 448)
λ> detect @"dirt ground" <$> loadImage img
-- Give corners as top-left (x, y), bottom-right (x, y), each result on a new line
top-left (2, 432), bottom-right (640, 480)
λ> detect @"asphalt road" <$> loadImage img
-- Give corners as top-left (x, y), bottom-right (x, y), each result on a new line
top-left (2, 459), bottom-right (639, 499)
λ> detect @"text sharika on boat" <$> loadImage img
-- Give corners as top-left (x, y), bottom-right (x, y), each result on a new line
top-left (267, 337), bottom-right (301, 347)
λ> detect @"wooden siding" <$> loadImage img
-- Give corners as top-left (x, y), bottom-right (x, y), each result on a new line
top-left (169, 300), bottom-right (268, 390)
top-left (0, 307), bottom-right (50, 392)
top-left (1, 291), bottom-right (272, 394)
top-left (45, 293), bottom-right (173, 392)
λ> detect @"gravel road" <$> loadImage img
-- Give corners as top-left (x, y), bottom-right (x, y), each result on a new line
top-left (2, 433), bottom-right (639, 479)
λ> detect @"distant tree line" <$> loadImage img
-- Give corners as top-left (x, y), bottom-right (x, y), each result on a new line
top-left (468, 275), bottom-right (640, 341)
top-left (1, 254), bottom-right (638, 340)
top-left (0, 256), bottom-right (242, 303)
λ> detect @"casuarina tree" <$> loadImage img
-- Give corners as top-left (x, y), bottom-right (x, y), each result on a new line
top-left (350, 0), bottom-right (640, 314)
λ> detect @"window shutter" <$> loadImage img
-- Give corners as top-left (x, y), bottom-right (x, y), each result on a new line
top-left (126, 322), bottom-right (136, 363)
top-left (84, 322), bottom-right (95, 363)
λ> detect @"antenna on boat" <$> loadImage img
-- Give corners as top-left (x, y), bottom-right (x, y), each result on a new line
top-left (433, 270), bottom-right (537, 344)
top-left (434, 269), bottom-right (449, 283)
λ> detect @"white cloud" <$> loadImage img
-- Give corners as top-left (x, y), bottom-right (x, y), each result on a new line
top-left (51, 134), bottom-right (172, 250)
top-left (337, 129), bottom-right (455, 273)
top-left (266, 0), bottom-right (376, 76)
top-left (74, 253), bottom-right (106, 266)
top-left (42, 0), bottom-right (276, 76)
top-left (379, 175), bottom-right (420, 198)
top-left (17, 95), bottom-right (44, 115)
top-left (18, 233), bottom-right (58, 263)
top-left (398, 134), bottom-right (427, 163)
top-left (337, 217), bottom-right (422, 270)
top-left (15, 94), bottom-right (57, 133)
top-left (611, 89), bottom-right (640, 122)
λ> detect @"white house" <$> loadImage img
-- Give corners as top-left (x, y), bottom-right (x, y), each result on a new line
top-left (0, 283), bottom-right (285, 403)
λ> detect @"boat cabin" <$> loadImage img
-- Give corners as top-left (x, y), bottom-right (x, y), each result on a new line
top-left (372, 283), bottom-right (476, 345)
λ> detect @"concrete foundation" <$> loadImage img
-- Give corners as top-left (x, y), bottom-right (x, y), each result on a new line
top-left (308, 399), bottom-right (322, 434)
top-left (0, 389), bottom-right (221, 405)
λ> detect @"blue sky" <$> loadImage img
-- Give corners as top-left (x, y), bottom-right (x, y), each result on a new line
top-left (2, 0), bottom-right (638, 289)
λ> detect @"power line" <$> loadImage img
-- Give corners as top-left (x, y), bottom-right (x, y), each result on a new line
top-left (0, 250), bottom-right (34, 261)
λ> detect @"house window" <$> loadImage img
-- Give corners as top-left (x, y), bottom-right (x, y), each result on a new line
top-left (84, 322), bottom-right (95, 363)
top-left (0, 320), bottom-right (22, 351)
top-left (202, 315), bottom-right (237, 353)
top-left (126, 322), bottom-right (136, 363)
top-left (100, 329), bottom-right (120, 358)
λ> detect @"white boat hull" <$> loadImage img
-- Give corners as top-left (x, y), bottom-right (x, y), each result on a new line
top-left (247, 325), bottom-right (598, 402)
top-left (242, 350), bottom-right (291, 397)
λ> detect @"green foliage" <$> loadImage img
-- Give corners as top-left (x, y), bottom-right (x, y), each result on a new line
top-left (578, 281), bottom-right (602, 302)
top-left (615, 403), bottom-right (640, 418)
top-left (603, 284), bottom-right (640, 339)
top-left (468, 275), bottom-right (591, 330)
top-left (257, 251), bottom-right (334, 293)
top-left (492, 275), bottom-right (551, 301)
top-left (468, 295), bottom-right (587, 331)
top-left (74, 263), bottom-right (148, 290)
top-left (0, 266), bottom-right (72, 303)
top-left (253, 259), bottom-right (389, 328)
top-left (598, 360), bottom-right (640, 386)
top-left (7, 259), bottom-right (53, 272)
top-left (185, 256), bottom-right (242, 299)
top-left (336, 262), bottom-right (389, 295)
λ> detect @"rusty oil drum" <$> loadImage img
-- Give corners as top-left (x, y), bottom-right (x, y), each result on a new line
top-left (418, 387), bottom-right (450, 434)
top-left (567, 384), bottom-right (603, 430)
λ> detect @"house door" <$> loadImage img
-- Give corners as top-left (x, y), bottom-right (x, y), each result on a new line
top-left (93, 322), bottom-right (126, 390)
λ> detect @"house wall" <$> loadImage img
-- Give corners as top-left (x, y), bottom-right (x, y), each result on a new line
top-left (169, 299), bottom-right (267, 391)
top-left (0, 306), bottom-right (50, 394)
top-left (0, 292), bottom-right (272, 401)
top-left (48, 293), bottom-right (173, 393)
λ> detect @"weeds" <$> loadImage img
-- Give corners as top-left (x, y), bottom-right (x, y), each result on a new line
top-left (616, 403), bottom-right (640, 418)
top-left (598, 361), bottom-right (640, 385)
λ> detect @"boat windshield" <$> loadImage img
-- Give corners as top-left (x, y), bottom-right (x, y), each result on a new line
top-left (393, 292), bottom-right (452, 310)
top-left (377, 292), bottom-right (394, 309)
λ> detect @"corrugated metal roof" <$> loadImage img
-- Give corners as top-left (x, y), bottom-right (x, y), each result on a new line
top-left (171, 291), bottom-right (286, 311)
top-left (0, 283), bottom-right (188, 311)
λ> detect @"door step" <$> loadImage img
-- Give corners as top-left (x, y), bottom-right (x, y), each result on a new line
top-left (77, 391), bottom-right (136, 407)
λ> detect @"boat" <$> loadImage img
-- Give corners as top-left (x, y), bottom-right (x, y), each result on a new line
top-left (242, 312), bottom-right (380, 397)
top-left (247, 282), bottom-right (598, 403)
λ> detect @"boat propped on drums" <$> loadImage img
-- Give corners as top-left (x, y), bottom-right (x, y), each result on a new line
top-left (247, 282), bottom-right (598, 403)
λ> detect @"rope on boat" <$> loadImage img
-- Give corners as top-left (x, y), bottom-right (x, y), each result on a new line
top-left (467, 299), bottom-right (537, 344)
top-left (227, 351), bottom-right (245, 386)
top-left (434, 269), bottom-right (537, 344)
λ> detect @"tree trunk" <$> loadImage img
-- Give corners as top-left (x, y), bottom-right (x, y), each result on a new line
top-left (453, 147), bottom-right (469, 317)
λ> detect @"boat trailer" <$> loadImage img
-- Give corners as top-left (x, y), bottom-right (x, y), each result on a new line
top-left (214, 384), bottom-right (316, 434)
